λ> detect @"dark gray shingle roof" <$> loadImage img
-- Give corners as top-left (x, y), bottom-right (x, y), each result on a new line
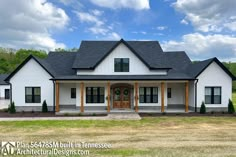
top-left (72, 40), bottom-right (167, 69)
top-left (186, 58), bottom-right (214, 78)
top-left (44, 52), bottom-right (77, 76)
top-left (5, 40), bottom-right (235, 81)
top-left (0, 74), bottom-right (9, 85)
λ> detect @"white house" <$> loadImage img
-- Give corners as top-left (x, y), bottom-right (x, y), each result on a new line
top-left (5, 39), bottom-right (235, 113)
top-left (0, 74), bottom-right (10, 109)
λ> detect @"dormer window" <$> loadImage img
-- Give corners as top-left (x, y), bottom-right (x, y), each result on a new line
top-left (114, 58), bottom-right (129, 72)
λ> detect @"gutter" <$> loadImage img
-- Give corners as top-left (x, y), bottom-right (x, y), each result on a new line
top-left (194, 79), bottom-right (199, 112)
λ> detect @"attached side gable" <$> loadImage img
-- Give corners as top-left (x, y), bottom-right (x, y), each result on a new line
top-left (5, 55), bottom-right (54, 82)
top-left (196, 61), bottom-right (233, 107)
top-left (195, 58), bottom-right (235, 80)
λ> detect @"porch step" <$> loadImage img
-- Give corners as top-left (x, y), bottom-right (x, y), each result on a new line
top-left (107, 113), bottom-right (141, 120)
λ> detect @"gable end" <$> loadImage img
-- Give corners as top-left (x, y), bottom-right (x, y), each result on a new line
top-left (5, 55), bottom-right (54, 82)
top-left (195, 57), bottom-right (236, 80)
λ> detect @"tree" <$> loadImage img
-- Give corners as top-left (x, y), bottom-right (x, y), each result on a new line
top-left (228, 99), bottom-right (235, 114)
top-left (200, 101), bottom-right (206, 114)
top-left (0, 48), bottom-right (47, 74)
top-left (42, 100), bottom-right (48, 113)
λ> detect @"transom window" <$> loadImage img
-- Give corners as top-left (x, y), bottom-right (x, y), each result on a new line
top-left (205, 87), bottom-right (221, 104)
top-left (86, 87), bottom-right (105, 103)
top-left (139, 87), bottom-right (158, 103)
top-left (25, 87), bottom-right (41, 103)
top-left (114, 58), bottom-right (129, 72)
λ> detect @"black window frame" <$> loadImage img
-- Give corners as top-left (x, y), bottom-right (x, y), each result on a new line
top-left (86, 87), bottom-right (105, 103)
top-left (4, 89), bottom-right (10, 99)
top-left (71, 88), bottom-right (76, 99)
top-left (25, 87), bottom-right (41, 103)
top-left (205, 87), bottom-right (221, 104)
top-left (114, 58), bottom-right (129, 72)
top-left (139, 87), bottom-right (158, 103)
top-left (167, 88), bottom-right (171, 98)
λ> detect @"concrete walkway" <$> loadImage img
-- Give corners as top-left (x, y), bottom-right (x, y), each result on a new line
top-left (0, 113), bottom-right (141, 121)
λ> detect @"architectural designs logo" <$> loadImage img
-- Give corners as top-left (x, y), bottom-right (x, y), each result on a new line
top-left (1, 142), bottom-right (16, 156)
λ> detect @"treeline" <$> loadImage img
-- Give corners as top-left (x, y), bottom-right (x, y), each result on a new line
top-left (0, 48), bottom-right (47, 74)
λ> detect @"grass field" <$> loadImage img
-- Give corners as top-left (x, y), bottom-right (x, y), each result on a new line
top-left (0, 117), bottom-right (236, 157)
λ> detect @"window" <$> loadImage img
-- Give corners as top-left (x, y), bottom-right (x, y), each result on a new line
top-left (25, 87), bottom-right (41, 103)
top-left (114, 58), bottom-right (129, 72)
top-left (139, 87), bottom-right (158, 103)
top-left (167, 88), bottom-right (171, 98)
top-left (86, 87), bottom-right (104, 103)
top-left (205, 87), bottom-right (221, 104)
top-left (5, 89), bottom-right (10, 99)
top-left (71, 88), bottom-right (76, 98)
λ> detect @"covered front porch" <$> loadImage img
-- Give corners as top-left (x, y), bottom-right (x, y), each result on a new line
top-left (54, 80), bottom-right (195, 114)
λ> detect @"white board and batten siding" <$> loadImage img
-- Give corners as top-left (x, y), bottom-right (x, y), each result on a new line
top-left (59, 83), bottom-right (76, 105)
top-left (77, 43), bottom-right (167, 75)
top-left (197, 61), bottom-right (232, 108)
top-left (10, 59), bottom-right (53, 110)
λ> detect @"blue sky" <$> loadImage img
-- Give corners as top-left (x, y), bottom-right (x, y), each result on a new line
top-left (0, 0), bottom-right (236, 61)
top-left (51, 0), bottom-right (193, 47)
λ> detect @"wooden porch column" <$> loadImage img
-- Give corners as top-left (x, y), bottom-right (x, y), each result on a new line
top-left (135, 82), bottom-right (138, 112)
top-left (185, 81), bottom-right (189, 112)
top-left (107, 82), bottom-right (110, 112)
top-left (161, 82), bottom-right (165, 112)
top-left (80, 82), bottom-right (84, 113)
top-left (55, 81), bottom-right (60, 112)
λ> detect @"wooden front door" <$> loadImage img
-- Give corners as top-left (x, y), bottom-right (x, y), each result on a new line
top-left (113, 86), bottom-right (131, 109)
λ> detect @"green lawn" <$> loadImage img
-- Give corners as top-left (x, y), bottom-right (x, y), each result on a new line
top-left (0, 117), bottom-right (236, 157)
top-left (233, 92), bottom-right (236, 108)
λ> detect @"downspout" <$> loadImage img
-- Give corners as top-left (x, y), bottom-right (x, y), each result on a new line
top-left (53, 80), bottom-right (55, 113)
top-left (194, 79), bottom-right (198, 112)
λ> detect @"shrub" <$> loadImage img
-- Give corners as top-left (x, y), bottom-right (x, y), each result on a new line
top-left (228, 99), bottom-right (235, 114)
top-left (42, 100), bottom-right (48, 113)
top-left (200, 101), bottom-right (206, 114)
top-left (8, 102), bottom-right (16, 114)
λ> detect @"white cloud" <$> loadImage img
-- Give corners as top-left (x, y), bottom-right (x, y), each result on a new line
top-left (0, 0), bottom-right (69, 51)
top-left (90, 9), bottom-right (103, 16)
top-left (89, 0), bottom-right (150, 10)
top-left (68, 26), bottom-right (78, 32)
top-left (162, 33), bottom-right (236, 60)
top-left (73, 11), bottom-right (104, 26)
top-left (106, 32), bottom-right (121, 40)
top-left (88, 27), bottom-right (108, 35)
top-left (157, 26), bottom-right (167, 30)
top-left (180, 19), bottom-right (188, 25)
top-left (173, 0), bottom-right (236, 32)
top-left (74, 10), bottom-right (121, 40)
